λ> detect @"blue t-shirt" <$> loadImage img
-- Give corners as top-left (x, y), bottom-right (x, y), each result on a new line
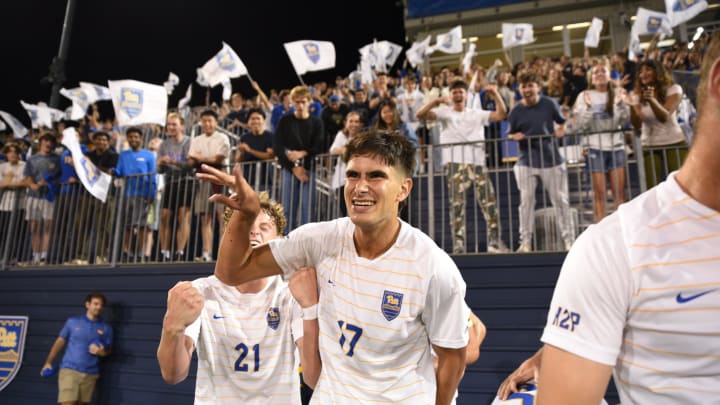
top-left (24, 153), bottom-right (61, 199)
top-left (115, 148), bottom-right (156, 198)
top-left (508, 96), bottom-right (566, 168)
top-left (59, 314), bottom-right (113, 375)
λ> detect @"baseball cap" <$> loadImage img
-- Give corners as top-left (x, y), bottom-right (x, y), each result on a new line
top-left (329, 95), bottom-right (340, 103)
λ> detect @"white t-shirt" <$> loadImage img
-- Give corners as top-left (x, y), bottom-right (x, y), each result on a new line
top-left (186, 275), bottom-right (303, 405)
top-left (329, 130), bottom-right (348, 190)
top-left (397, 89), bottom-right (425, 132)
top-left (0, 161), bottom-right (26, 211)
top-left (541, 172), bottom-right (720, 404)
top-left (433, 105), bottom-right (491, 166)
top-left (189, 131), bottom-right (231, 167)
top-left (269, 218), bottom-right (470, 404)
top-left (637, 84), bottom-right (686, 147)
top-left (572, 90), bottom-right (629, 151)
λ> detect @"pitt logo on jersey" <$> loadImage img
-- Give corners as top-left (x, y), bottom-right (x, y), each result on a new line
top-left (266, 307), bottom-right (280, 330)
top-left (381, 290), bottom-right (403, 321)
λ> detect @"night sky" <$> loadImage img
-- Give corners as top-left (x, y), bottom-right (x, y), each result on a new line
top-left (2, 0), bottom-right (406, 127)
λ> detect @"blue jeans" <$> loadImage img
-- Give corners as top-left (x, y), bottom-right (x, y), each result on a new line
top-left (280, 169), bottom-right (316, 232)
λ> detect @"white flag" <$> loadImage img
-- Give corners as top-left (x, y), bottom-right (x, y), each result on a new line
top-left (0, 110), bottom-right (29, 138)
top-left (462, 43), bottom-right (476, 75)
top-left (178, 83), bottom-right (192, 109)
top-left (163, 72), bottom-right (180, 95)
top-left (79, 82), bottom-right (112, 103)
top-left (584, 18), bottom-right (604, 48)
top-left (502, 23), bottom-right (535, 49)
top-left (360, 58), bottom-right (374, 85)
top-left (178, 84), bottom-right (192, 109)
top-left (20, 101), bottom-right (63, 129)
top-left (60, 87), bottom-right (91, 120)
top-left (380, 41), bottom-right (403, 69)
top-left (665, 0), bottom-right (707, 27)
top-left (221, 78), bottom-right (232, 101)
top-left (359, 40), bottom-right (383, 70)
top-left (406, 35), bottom-right (432, 68)
top-left (632, 8), bottom-right (673, 37)
top-left (284, 40), bottom-right (336, 76)
top-left (62, 127), bottom-right (111, 202)
top-left (108, 79), bottom-right (168, 127)
top-left (0, 119), bottom-right (5, 131)
top-left (433, 25), bottom-right (463, 54)
top-left (196, 68), bottom-right (210, 87)
top-left (199, 42), bottom-right (248, 87)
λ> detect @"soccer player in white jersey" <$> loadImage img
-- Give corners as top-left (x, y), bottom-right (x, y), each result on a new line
top-left (156, 193), bottom-right (320, 405)
top-left (198, 129), bottom-right (470, 404)
top-left (535, 33), bottom-right (720, 404)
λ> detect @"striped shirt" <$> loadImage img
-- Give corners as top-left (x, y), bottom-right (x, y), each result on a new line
top-left (186, 275), bottom-right (303, 405)
top-left (541, 172), bottom-right (720, 404)
top-left (269, 218), bottom-right (470, 404)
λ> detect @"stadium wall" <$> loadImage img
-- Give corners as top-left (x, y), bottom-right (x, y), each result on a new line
top-left (0, 256), bottom-right (617, 404)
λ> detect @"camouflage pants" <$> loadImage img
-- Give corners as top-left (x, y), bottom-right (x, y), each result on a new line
top-left (445, 163), bottom-right (500, 253)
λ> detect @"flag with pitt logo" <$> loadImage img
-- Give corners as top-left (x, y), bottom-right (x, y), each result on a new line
top-left (632, 7), bottom-right (673, 37)
top-left (198, 42), bottom-right (248, 87)
top-left (502, 23), bottom-right (535, 49)
top-left (0, 110), bottom-right (28, 139)
top-left (284, 40), bottom-right (336, 76)
top-left (432, 25), bottom-right (463, 54)
top-left (62, 127), bottom-right (111, 202)
top-left (108, 79), bottom-right (167, 127)
top-left (665, 0), bottom-right (707, 27)
top-left (0, 316), bottom-right (28, 392)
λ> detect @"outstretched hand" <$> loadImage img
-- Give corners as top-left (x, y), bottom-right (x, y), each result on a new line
top-left (196, 164), bottom-right (260, 218)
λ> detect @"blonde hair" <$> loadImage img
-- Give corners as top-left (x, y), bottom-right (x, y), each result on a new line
top-left (223, 191), bottom-right (287, 236)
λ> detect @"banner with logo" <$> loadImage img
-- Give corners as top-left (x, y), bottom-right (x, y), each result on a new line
top-left (0, 111), bottom-right (28, 139)
top-left (584, 17), bottom-right (604, 48)
top-left (284, 40), bottom-right (336, 76)
top-left (632, 7), bottom-right (673, 37)
top-left (0, 316), bottom-right (29, 392)
top-left (79, 82), bottom-right (112, 104)
top-left (163, 72), bottom-right (180, 95)
top-left (20, 101), bottom-right (63, 129)
top-left (665, 0), bottom-right (707, 27)
top-left (406, 35), bottom-right (432, 68)
top-left (60, 87), bottom-right (91, 120)
top-left (502, 23), bottom-right (535, 49)
top-left (198, 42), bottom-right (248, 87)
top-left (432, 25), bottom-right (463, 54)
top-left (62, 127), bottom-right (112, 202)
top-left (108, 79), bottom-right (168, 127)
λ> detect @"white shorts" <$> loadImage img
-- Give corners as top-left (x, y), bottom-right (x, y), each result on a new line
top-left (25, 196), bottom-right (53, 221)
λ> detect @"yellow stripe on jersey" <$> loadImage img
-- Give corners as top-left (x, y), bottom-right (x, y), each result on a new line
top-left (331, 292), bottom-right (415, 320)
top-left (645, 212), bottom-right (720, 230)
top-left (334, 266), bottom-right (424, 294)
top-left (630, 255), bottom-right (720, 271)
top-left (195, 370), bottom-right (297, 381)
top-left (631, 233), bottom-right (720, 248)
top-left (631, 306), bottom-right (720, 313)
top-left (623, 339), bottom-right (720, 358)
top-left (618, 357), bottom-right (684, 374)
top-left (671, 196), bottom-right (693, 206)
top-left (335, 257), bottom-right (424, 279)
top-left (198, 349), bottom-right (296, 363)
top-left (318, 319), bottom-right (425, 346)
top-left (615, 374), bottom-right (720, 395)
top-left (318, 374), bottom-right (427, 394)
top-left (319, 335), bottom-right (427, 365)
top-left (634, 281), bottom-right (720, 294)
top-left (329, 307), bottom-right (425, 336)
top-left (329, 278), bottom-right (423, 308)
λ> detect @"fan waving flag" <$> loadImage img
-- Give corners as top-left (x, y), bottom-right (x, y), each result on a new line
top-left (584, 18), bottom-right (604, 48)
top-left (406, 35), bottom-right (432, 68)
top-left (0, 110), bottom-right (28, 138)
top-left (502, 23), bottom-right (535, 49)
top-left (665, 0), bottom-right (707, 27)
top-left (178, 84), bottom-right (192, 109)
top-left (462, 43), bottom-right (476, 75)
top-left (62, 127), bottom-right (112, 202)
top-left (108, 79), bottom-right (168, 127)
top-left (199, 42), bottom-right (248, 87)
top-left (284, 40), bottom-right (336, 76)
top-left (79, 82), bottom-right (112, 103)
top-left (433, 25), bottom-right (463, 54)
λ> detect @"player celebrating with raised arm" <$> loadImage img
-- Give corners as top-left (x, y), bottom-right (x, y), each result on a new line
top-left (157, 193), bottom-right (320, 404)
top-left (198, 129), bottom-right (470, 404)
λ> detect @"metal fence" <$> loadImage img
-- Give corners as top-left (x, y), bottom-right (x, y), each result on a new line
top-left (0, 128), bottom-right (691, 269)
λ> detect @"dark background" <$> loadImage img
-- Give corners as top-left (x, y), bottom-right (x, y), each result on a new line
top-left (1, 0), bottom-right (406, 126)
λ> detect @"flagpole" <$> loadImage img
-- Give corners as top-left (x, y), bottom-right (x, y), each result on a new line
top-left (297, 74), bottom-right (306, 86)
top-left (48, 0), bottom-right (77, 109)
top-left (205, 86), bottom-right (210, 107)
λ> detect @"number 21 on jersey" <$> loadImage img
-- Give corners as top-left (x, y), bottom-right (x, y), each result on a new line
top-left (234, 343), bottom-right (260, 371)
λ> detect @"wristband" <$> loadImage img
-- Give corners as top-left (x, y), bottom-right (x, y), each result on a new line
top-left (302, 304), bottom-right (318, 320)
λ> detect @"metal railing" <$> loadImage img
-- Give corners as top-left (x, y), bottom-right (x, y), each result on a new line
top-left (0, 128), bottom-right (692, 269)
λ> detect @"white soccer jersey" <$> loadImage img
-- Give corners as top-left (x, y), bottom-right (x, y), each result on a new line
top-left (186, 275), bottom-right (303, 405)
top-left (269, 217), bottom-right (470, 404)
top-left (490, 384), bottom-right (608, 405)
top-left (541, 172), bottom-right (720, 404)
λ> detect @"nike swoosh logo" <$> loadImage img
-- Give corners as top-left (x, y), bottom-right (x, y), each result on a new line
top-left (327, 279), bottom-right (334, 285)
top-left (676, 289), bottom-right (717, 304)
top-left (212, 314), bottom-right (224, 319)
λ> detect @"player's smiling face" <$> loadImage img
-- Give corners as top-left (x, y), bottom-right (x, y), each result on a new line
top-left (344, 154), bottom-right (410, 230)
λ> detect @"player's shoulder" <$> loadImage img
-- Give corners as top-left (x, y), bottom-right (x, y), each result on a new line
top-left (397, 221), bottom-right (458, 267)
